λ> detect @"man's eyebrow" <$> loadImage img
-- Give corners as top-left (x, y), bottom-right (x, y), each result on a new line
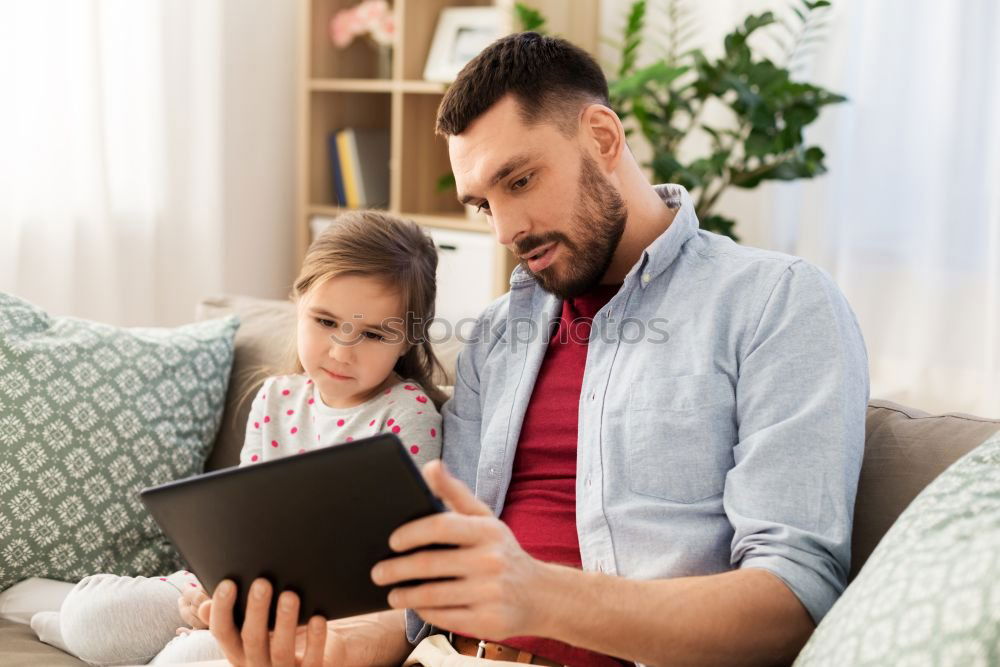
top-left (458, 153), bottom-right (536, 205)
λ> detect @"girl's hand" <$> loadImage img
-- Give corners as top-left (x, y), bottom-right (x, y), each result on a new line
top-left (178, 584), bottom-right (211, 630)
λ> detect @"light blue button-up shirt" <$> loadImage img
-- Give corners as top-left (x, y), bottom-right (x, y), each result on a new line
top-left (407, 184), bottom-right (869, 644)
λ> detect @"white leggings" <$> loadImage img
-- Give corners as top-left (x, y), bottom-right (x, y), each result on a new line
top-left (55, 571), bottom-right (224, 666)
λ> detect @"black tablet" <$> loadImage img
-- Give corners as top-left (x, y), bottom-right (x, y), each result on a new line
top-left (139, 433), bottom-right (445, 627)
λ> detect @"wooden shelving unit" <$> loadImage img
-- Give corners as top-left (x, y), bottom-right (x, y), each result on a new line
top-left (297, 0), bottom-right (599, 297)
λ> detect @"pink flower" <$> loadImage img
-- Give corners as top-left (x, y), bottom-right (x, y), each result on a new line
top-left (330, 1), bottom-right (394, 48)
top-left (330, 8), bottom-right (359, 48)
top-left (370, 14), bottom-right (395, 46)
top-left (355, 0), bottom-right (387, 25)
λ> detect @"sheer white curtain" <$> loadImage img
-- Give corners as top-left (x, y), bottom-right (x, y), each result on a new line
top-left (0, 0), bottom-right (225, 327)
top-left (601, 0), bottom-right (1000, 416)
top-left (753, 0), bottom-right (1000, 417)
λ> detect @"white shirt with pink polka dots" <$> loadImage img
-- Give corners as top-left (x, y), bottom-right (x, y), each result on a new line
top-left (239, 374), bottom-right (442, 468)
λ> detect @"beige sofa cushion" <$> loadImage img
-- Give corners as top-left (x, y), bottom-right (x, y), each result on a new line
top-left (196, 296), bottom-right (297, 473)
top-left (850, 400), bottom-right (1000, 580)
top-left (0, 618), bottom-right (84, 666)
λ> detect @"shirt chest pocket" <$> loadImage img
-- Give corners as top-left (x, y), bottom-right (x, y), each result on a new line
top-left (625, 373), bottom-right (737, 503)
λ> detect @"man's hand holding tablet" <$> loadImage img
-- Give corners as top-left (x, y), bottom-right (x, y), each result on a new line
top-left (205, 580), bottom-right (408, 666)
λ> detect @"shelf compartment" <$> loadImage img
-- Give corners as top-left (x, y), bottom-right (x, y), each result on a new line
top-left (399, 0), bottom-right (492, 81)
top-left (309, 0), bottom-right (397, 80)
top-left (308, 91), bottom-right (392, 210)
top-left (399, 93), bottom-right (463, 217)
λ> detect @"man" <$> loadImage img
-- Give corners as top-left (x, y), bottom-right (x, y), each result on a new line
top-left (206, 32), bottom-right (869, 666)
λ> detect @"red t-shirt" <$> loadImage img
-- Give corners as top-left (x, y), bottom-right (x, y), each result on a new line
top-left (497, 283), bottom-right (628, 667)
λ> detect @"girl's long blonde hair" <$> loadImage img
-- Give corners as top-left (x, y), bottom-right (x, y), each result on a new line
top-left (281, 210), bottom-right (448, 407)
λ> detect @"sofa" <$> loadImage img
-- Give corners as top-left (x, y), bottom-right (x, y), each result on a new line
top-left (1, 295), bottom-right (997, 666)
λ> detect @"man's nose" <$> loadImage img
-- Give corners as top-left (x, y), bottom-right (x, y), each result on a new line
top-left (490, 204), bottom-right (528, 248)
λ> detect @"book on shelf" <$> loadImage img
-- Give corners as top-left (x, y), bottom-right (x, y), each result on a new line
top-left (335, 130), bottom-right (361, 207)
top-left (327, 134), bottom-right (347, 206)
top-left (328, 128), bottom-right (390, 209)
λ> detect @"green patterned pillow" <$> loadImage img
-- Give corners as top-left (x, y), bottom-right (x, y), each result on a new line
top-left (0, 292), bottom-right (238, 591)
top-left (795, 430), bottom-right (1000, 666)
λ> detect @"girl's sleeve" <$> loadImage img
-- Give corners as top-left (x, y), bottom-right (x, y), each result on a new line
top-left (385, 396), bottom-right (442, 467)
top-left (238, 378), bottom-right (271, 467)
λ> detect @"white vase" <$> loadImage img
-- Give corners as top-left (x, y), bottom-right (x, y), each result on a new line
top-left (375, 43), bottom-right (392, 79)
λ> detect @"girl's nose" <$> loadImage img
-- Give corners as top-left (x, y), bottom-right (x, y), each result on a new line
top-left (328, 338), bottom-right (355, 363)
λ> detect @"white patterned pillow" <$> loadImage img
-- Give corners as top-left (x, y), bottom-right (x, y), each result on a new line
top-left (794, 430), bottom-right (1000, 666)
top-left (0, 292), bottom-right (238, 591)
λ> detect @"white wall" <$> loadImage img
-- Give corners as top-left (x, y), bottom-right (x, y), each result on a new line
top-left (217, 0), bottom-right (298, 303)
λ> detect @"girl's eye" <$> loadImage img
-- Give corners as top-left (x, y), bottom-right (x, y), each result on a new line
top-left (511, 174), bottom-right (531, 190)
top-left (362, 331), bottom-right (385, 342)
top-left (317, 318), bottom-right (336, 328)
top-left (476, 200), bottom-right (491, 214)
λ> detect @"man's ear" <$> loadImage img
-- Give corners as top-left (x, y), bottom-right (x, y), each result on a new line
top-left (581, 104), bottom-right (625, 172)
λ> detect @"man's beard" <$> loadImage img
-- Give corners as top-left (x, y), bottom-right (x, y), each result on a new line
top-left (516, 154), bottom-right (628, 299)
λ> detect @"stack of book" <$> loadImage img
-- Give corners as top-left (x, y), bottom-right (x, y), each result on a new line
top-left (328, 128), bottom-right (390, 209)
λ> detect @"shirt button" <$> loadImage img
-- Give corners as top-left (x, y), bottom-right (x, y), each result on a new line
top-left (641, 272), bottom-right (651, 284)
top-left (590, 391), bottom-right (596, 401)
top-left (585, 476), bottom-right (592, 488)
top-left (489, 467), bottom-right (496, 476)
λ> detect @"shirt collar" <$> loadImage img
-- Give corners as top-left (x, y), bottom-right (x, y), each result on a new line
top-left (623, 184), bottom-right (699, 289)
top-left (509, 183), bottom-right (700, 289)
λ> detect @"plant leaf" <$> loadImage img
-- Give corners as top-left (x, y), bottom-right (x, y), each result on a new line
top-left (699, 213), bottom-right (740, 240)
top-left (610, 62), bottom-right (688, 99)
top-left (514, 3), bottom-right (547, 33)
top-left (618, 1), bottom-right (647, 77)
top-left (436, 172), bottom-right (456, 193)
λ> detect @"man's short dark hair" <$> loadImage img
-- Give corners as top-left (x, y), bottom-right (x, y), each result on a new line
top-left (435, 32), bottom-right (610, 138)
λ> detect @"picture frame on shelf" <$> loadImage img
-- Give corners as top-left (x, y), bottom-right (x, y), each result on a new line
top-left (422, 7), bottom-right (502, 83)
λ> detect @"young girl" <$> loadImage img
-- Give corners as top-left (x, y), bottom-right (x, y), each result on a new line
top-left (33, 211), bottom-right (447, 665)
